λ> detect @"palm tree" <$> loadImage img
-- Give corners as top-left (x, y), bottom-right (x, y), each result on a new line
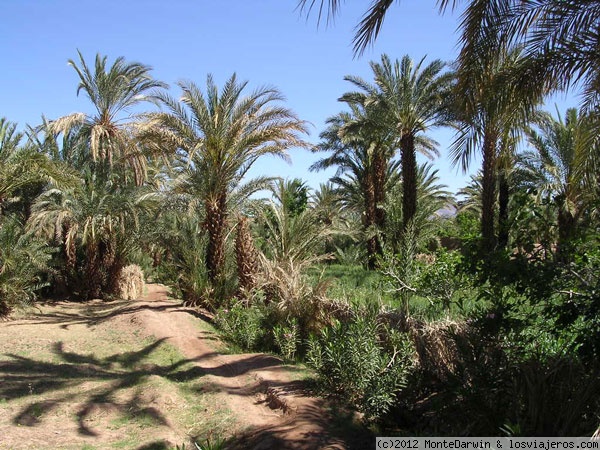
top-left (255, 185), bottom-right (335, 332)
top-left (456, 173), bottom-right (483, 217)
top-left (0, 215), bottom-right (53, 315)
top-left (385, 163), bottom-right (454, 254)
top-left (453, 0), bottom-right (600, 112)
top-left (0, 118), bottom-right (75, 218)
top-left (298, 0), bottom-right (463, 55)
top-left (299, 0), bottom-right (598, 109)
top-left (143, 74), bottom-right (309, 288)
top-left (49, 51), bottom-right (166, 184)
top-left (519, 108), bottom-right (598, 256)
top-left (28, 169), bottom-right (156, 299)
top-left (312, 101), bottom-right (397, 269)
top-left (311, 182), bottom-right (346, 227)
top-left (450, 45), bottom-right (541, 248)
top-left (271, 178), bottom-right (310, 217)
top-left (360, 54), bottom-right (453, 231)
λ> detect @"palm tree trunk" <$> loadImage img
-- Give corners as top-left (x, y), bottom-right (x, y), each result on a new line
top-left (364, 173), bottom-right (379, 270)
top-left (373, 147), bottom-right (387, 243)
top-left (84, 242), bottom-right (103, 300)
top-left (481, 131), bottom-right (497, 249)
top-left (498, 170), bottom-right (510, 249)
top-left (205, 191), bottom-right (227, 285)
top-left (235, 215), bottom-right (258, 298)
top-left (400, 134), bottom-right (417, 232)
top-left (557, 208), bottom-right (575, 261)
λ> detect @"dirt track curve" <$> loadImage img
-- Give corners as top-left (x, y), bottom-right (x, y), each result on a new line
top-left (0, 284), bottom-right (370, 450)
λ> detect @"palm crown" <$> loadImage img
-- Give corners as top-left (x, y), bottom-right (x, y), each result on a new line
top-left (144, 74), bottom-right (310, 285)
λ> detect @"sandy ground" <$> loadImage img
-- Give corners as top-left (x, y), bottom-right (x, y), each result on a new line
top-left (0, 285), bottom-right (369, 450)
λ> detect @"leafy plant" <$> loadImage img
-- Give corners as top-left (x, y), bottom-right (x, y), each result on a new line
top-left (273, 318), bottom-right (300, 361)
top-left (0, 215), bottom-right (53, 315)
top-left (307, 313), bottom-right (414, 421)
top-left (416, 249), bottom-right (471, 313)
top-left (214, 303), bottom-right (266, 351)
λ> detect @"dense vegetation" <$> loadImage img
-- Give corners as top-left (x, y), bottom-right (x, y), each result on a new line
top-left (2, 0), bottom-right (599, 437)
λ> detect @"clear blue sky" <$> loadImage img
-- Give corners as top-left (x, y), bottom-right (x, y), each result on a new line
top-left (1, 0), bottom-right (577, 194)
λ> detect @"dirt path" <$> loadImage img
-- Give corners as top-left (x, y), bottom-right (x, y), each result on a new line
top-left (0, 285), bottom-right (369, 450)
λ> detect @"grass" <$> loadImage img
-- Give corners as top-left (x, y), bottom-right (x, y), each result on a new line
top-left (307, 262), bottom-right (485, 321)
top-left (308, 263), bottom-right (396, 306)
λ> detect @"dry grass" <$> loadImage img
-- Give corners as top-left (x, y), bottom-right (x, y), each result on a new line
top-left (378, 311), bottom-right (472, 381)
top-left (409, 318), bottom-right (470, 381)
top-left (116, 264), bottom-right (145, 300)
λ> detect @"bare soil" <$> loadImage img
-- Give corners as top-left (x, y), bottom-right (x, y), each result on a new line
top-left (0, 285), bottom-right (370, 450)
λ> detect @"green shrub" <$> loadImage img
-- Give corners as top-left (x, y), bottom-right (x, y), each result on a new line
top-left (416, 249), bottom-right (471, 313)
top-left (306, 314), bottom-right (414, 421)
top-left (0, 215), bottom-right (53, 315)
top-left (273, 318), bottom-right (300, 362)
top-left (214, 303), bottom-right (266, 351)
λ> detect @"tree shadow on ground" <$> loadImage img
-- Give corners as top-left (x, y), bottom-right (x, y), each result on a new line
top-left (0, 337), bottom-right (206, 435)
top-left (7, 300), bottom-right (209, 330)
top-left (0, 337), bottom-right (306, 438)
top-left (227, 401), bottom-right (373, 450)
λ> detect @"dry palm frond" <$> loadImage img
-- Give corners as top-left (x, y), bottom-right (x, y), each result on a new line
top-left (411, 318), bottom-right (470, 381)
top-left (116, 264), bottom-right (144, 300)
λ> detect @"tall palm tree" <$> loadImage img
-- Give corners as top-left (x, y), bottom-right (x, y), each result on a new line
top-left (385, 163), bottom-right (454, 254)
top-left (299, 0), bottom-right (598, 110)
top-left (312, 101), bottom-right (397, 269)
top-left (519, 108), bottom-right (599, 256)
top-left (450, 45), bottom-right (541, 248)
top-left (49, 51), bottom-right (166, 184)
top-left (452, 0), bottom-right (600, 112)
top-left (360, 54), bottom-right (453, 231)
top-left (143, 75), bottom-right (309, 287)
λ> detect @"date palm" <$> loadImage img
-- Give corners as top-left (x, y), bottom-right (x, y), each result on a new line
top-left (49, 51), bottom-right (166, 184)
top-left (520, 108), bottom-right (599, 256)
top-left (450, 45), bottom-right (541, 248)
top-left (312, 102), bottom-right (397, 269)
top-left (144, 75), bottom-right (309, 288)
top-left (453, 0), bottom-right (600, 112)
top-left (299, 0), bottom-right (598, 108)
top-left (298, 0), bottom-right (460, 55)
top-left (0, 118), bottom-right (75, 218)
top-left (385, 163), bottom-right (454, 254)
top-left (362, 54), bottom-right (453, 232)
top-left (28, 169), bottom-right (156, 299)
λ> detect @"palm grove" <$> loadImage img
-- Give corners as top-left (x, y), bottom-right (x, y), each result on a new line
top-left (2, 0), bottom-right (599, 436)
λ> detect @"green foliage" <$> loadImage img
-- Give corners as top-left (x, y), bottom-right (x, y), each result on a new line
top-left (307, 313), bottom-right (414, 421)
top-left (548, 238), bottom-right (600, 361)
top-left (214, 303), bottom-right (266, 351)
top-left (168, 216), bottom-right (211, 306)
top-left (379, 221), bottom-right (421, 316)
top-left (275, 178), bottom-right (309, 217)
top-left (273, 318), bottom-right (300, 362)
top-left (0, 215), bottom-right (53, 314)
top-left (416, 249), bottom-right (471, 313)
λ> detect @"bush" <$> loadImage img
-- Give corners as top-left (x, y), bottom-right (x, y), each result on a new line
top-left (0, 215), bottom-right (53, 315)
top-left (273, 317), bottom-right (300, 362)
top-left (214, 303), bottom-right (266, 351)
top-left (306, 313), bottom-right (415, 421)
top-left (416, 249), bottom-right (472, 313)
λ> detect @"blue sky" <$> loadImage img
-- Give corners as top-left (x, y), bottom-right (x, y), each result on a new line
top-left (1, 1), bottom-right (577, 194)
